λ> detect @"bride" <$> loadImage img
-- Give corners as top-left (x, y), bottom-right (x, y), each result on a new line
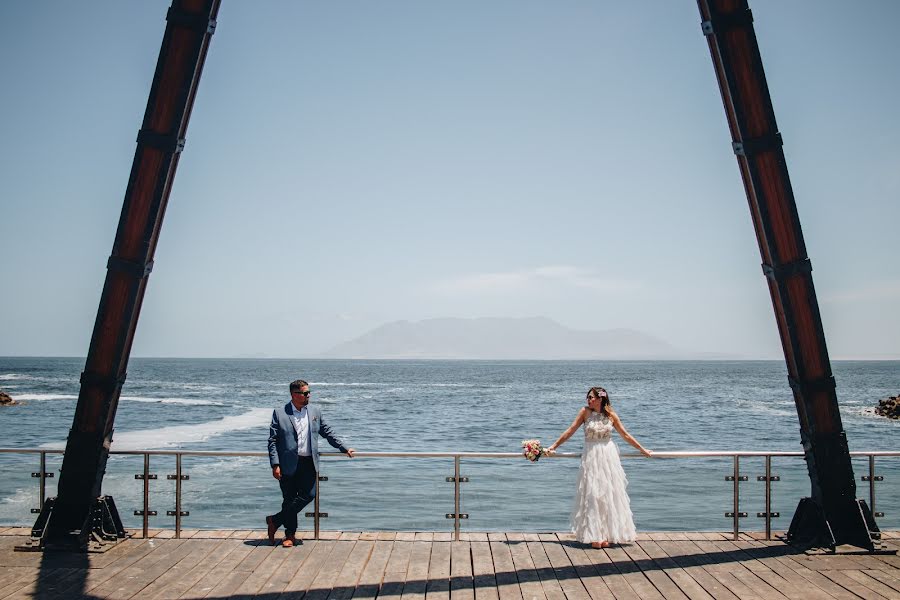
top-left (546, 386), bottom-right (652, 548)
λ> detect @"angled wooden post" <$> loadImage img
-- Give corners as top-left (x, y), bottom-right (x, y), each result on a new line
top-left (43, 0), bottom-right (220, 548)
top-left (697, 0), bottom-right (878, 550)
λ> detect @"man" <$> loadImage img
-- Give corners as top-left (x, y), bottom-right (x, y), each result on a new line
top-left (266, 379), bottom-right (355, 547)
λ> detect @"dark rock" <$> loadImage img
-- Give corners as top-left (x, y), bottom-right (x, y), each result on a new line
top-left (0, 390), bottom-right (18, 406)
top-left (874, 395), bottom-right (900, 420)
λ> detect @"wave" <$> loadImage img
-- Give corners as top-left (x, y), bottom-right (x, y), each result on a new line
top-left (0, 374), bottom-right (33, 380)
top-left (12, 393), bottom-right (78, 401)
top-left (120, 396), bottom-right (225, 406)
top-left (108, 407), bottom-right (272, 450)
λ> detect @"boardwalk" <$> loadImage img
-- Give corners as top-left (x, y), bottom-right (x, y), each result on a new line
top-left (1, 529), bottom-right (898, 599)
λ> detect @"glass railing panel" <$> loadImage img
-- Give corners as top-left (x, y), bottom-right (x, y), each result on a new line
top-left (318, 456), bottom-right (451, 532)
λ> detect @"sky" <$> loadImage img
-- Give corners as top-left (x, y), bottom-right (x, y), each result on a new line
top-left (1, 1), bottom-right (898, 359)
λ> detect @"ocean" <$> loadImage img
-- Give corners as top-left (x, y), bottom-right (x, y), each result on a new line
top-left (0, 357), bottom-right (897, 533)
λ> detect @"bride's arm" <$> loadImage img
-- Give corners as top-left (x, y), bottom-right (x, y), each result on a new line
top-left (609, 410), bottom-right (652, 457)
top-left (547, 408), bottom-right (588, 452)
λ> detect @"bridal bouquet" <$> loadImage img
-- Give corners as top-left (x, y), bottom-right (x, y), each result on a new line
top-left (522, 439), bottom-right (546, 462)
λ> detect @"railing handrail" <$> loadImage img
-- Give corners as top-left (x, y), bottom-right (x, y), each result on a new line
top-left (3, 446), bottom-right (896, 542)
top-left (1, 447), bottom-right (899, 457)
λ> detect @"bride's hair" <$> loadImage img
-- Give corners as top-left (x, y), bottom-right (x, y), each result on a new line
top-left (586, 386), bottom-right (611, 416)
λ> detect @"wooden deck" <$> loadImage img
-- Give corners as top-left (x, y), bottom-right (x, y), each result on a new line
top-left (1, 529), bottom-right (898, 599)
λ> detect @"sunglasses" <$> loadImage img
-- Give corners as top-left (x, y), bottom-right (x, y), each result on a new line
top-left (292, 390), bottom-right (311, 397)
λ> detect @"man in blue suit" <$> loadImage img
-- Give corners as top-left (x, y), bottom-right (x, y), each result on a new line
top-left (266, 379), bottom-right (355, 547)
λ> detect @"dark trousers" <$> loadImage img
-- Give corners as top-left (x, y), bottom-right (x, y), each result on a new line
top-left (271, 456), bottom-right (317, 536)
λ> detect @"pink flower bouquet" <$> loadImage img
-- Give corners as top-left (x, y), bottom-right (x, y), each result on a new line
top-left (522, 439), bottom-right (546, 462)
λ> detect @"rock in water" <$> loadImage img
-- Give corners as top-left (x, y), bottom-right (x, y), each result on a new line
top-left (0, 390), bottom-right (18, 406)
top-left (874, 395), bottom-right (900, 420)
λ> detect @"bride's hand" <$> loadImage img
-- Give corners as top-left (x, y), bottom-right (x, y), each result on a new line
top-left (545, 447), bottom-right (557, 456)
top-left (641, 448), bottom-right (653, 458)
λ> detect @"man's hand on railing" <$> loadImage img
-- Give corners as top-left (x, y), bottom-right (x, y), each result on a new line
top-left (345, 448), bottom-right (356, 458)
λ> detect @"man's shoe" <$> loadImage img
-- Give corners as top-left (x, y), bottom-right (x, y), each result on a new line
top-left (282, 536), bottom-right (295, 548)
top-left (266, 515), bottom-right (277, 546)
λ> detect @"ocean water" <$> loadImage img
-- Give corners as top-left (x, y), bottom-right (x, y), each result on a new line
top-left (0, 357), bottom-right (897, 533)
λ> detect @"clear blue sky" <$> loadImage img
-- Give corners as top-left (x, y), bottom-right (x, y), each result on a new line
top-left (1, 1), bottom-right (898, 359)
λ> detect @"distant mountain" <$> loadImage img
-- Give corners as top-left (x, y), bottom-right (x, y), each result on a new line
top-left (321, 317), bottom-right (688, 359)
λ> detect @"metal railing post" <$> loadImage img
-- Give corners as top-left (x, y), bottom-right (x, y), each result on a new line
top-left (142, 453), bottom-right (150, 539)
top-left (764, 455), bottom-right (771, 540)
top-left (38, 451), bottom-right (46, 510)
top-left (314, 476), bottom-right (321, 540)
top-left (733, 456), bottom-right (740, 540)
top-left (454, 455), bottom-right (461, 541)
top-left (869, 455), bottom-right (876, 516)
top-left (175, 454), bottom-right (183, 538)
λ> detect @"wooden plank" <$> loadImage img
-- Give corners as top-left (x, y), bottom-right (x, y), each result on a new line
top-left (415, 532), bottom-right (435, 541)
top-left (279, 539), bottom-right (340, 600)
top-left (841, 569), bottom-right (900, 599)
top-left (127, 538), bottom-right (224, 598)
top-left (471, 541), bottom-right (500, 600)
top-left (228, 530), bottom-right (252, 539)
top-left (452, 541), bottom-right (476, 600)
top-left (228, 543), bottom-right (293, 599)
top-left (329, 540), bottom-right (376, 600)
top-left (153, 539), bottom-right (248, 599)
top-left (621, 542), bottom-right (690, 600)
top-left (379, 531), bottom-right (399, 541)
top-left (686, 539), bottom-right (790, 600)
top-left (355, 540), bottom-right (394, 600)
top-left (78, 540), bottom-right (162, 596)
top-left (89, 538), bottom-right (192, 599)
top-left (397, 532), bottom-right (417, 541)
top-left (4, 567), bottom-right (87, 600)
top-left (465, 532), bottom-right (490, 542)
top-left (340, 531), bottom-right (362, 541)
top-left (864, 569), bottom-right (900, 594)
top-left (638, 541), bottom-right (714, 600)
top-left (557, 541), bottom-right (635, 600)
top-left (506, 538), bottom-right (546, 600)
top-left (203, 541), bottom-right (275, 598)
top-left (523, 540), bottom-right (566, 600)
top-left (304, 540), bottom-right (358, 600)
top-left (426, 541), bottom-right (450, 600)
top-left (654, 541), bottom-right (739, 600)
top-left (0, 567), bottom-right (65, 600)
top-left (488, 533), bottom-right (508, 542)
top-left (726, 540), bottom-right (833, 600)
top-left (434, 532), bottom-right (453, 542)
top-left (250, 540), bottom-right (320, 598)
top-left (179, 539), bottom-right (257, 599)
top-left (818, 570), bottom-right (890, 600)
top-left (489, 539), bottom-right (524, 600)
top-left (538, 538), bottom-right (592, 600)
top-left (400, 540), bottom-right (431, 600)
top-left (768, 553), bottom-right (862, 600)
top-left (380, 541), bottom-right (414, 600)
top-left (605, 545), bottom-right (665, 600)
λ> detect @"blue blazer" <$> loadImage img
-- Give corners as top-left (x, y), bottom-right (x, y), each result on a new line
top-left (268, 402), bottom-right (347, 475)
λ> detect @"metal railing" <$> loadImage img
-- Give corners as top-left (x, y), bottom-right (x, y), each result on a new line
top-left (1, 448), bottom-right (896, 541)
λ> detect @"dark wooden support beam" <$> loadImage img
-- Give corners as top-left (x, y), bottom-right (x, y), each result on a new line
top-left (45, 0), bottom-right (220, 547)
top-left (697, 0), bottom-right (878, 550)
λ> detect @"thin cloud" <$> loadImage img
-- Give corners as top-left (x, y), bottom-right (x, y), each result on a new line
top-left (430, 266), bottom-right (641, 295)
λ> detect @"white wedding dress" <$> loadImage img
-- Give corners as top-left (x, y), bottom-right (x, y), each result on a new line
top-left (571, 410), bottom-right (637, 544)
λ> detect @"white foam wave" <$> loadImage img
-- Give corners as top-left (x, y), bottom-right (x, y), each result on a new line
top-left (12, 393), bottom-right (78, 401)
top-left (0, 374), bottom-right (32, 380)
top-left (1, 488), bottom-right (33, 506)
top-left (107, 407), bottom-right (272, 450)
top-left (309, 382), bottom-right (382, 387)
top-left (121, 396), bottom-right (225, 406)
